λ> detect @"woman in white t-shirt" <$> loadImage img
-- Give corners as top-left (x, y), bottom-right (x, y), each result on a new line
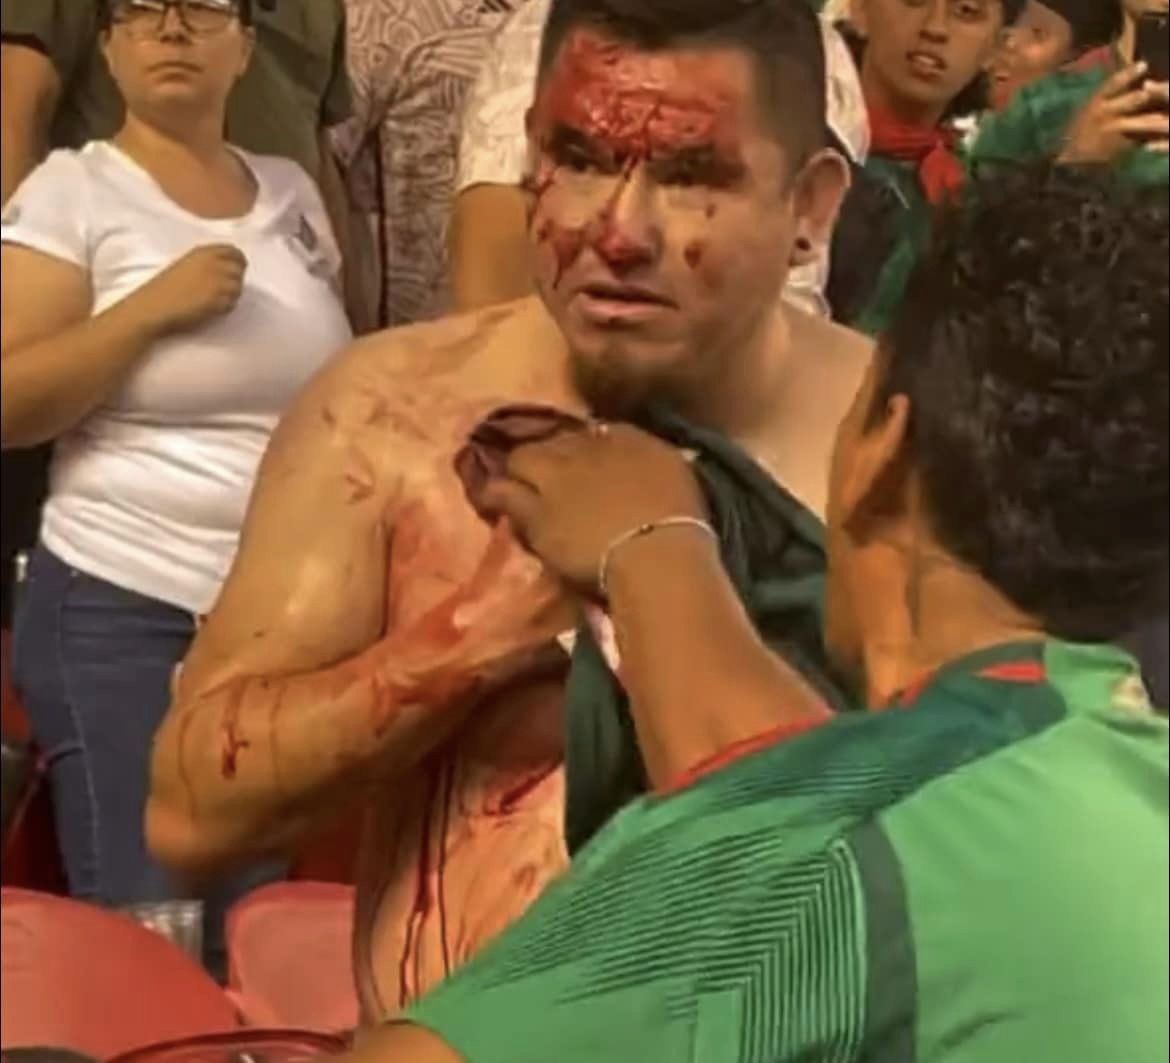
top-left (0, 0), bottom-right (352, 929)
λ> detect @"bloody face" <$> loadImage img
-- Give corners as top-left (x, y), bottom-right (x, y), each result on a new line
top-left (859, 0), bottom-right (1005, 123)
top-left (525, 29), bottom-right (798, 418)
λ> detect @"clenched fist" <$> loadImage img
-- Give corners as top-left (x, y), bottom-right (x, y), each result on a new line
top-left (135, 244), bottom-right (248, 335)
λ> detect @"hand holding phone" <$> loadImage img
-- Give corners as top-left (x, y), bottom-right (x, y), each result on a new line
top-left (1059, 61), bottom-right (1169, 163)
top-left (1135, 12), bottom-right (1169, 86)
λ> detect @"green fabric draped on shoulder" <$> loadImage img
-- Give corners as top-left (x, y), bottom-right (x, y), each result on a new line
top-left (561, 407), bottom-right (855, 854)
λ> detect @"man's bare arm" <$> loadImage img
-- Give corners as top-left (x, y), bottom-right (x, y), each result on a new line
top-left (147, 342), bottom-right (569, 875)
top-left (1, 44), bottom-right (60, 203)
top-left (448, 185), bottom-right (533, 313)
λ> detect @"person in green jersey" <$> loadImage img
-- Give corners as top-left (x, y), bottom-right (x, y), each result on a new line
top-left (839, 0), bottom-right (1022, 336)
top-left (338, 164), bottom-right (1169, 1062)
top-left (970, 0), bottom-right (1169, 181)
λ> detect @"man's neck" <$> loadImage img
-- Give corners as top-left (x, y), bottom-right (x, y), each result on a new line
top-left (731, 309), bottom-right (871, 519)
top-left (860, 549), bottom-right (1045, 707)
top-left (678, 307), bottom-right (796, 445)
top-left (861, 60), bottom-right (947, 129)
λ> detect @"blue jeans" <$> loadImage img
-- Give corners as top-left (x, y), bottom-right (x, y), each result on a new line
top-left (11, 545), bottom-right (283, 974)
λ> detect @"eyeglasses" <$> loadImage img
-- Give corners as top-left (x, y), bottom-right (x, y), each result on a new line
top-left (110, 0), bottom-right (240, 38)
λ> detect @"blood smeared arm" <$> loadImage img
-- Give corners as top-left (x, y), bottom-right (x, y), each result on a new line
top-left (146, 349), bottom-right (568, 877)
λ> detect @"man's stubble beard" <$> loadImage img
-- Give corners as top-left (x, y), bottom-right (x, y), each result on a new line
top-left (568, 343), bottom-right (707, 423)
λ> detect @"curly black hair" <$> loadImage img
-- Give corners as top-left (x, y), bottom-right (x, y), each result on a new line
top-left (878, 164), bottom-right (1169, 641)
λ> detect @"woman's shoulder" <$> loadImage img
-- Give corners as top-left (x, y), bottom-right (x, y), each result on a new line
top-left (233, 147), bottom-right (317, 195)
top-left (26, 144), bottom-right (96, 184)
top-left (3, 145), bottom-right (107, 221)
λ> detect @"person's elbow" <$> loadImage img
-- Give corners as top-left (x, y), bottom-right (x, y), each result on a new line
top-left (448, 184), bottom-right (533, 312)
top-left (144, 792), bottom-right (228, 878)
top-left (0, 377), bottom-right (49, 450)
top-left (144, 710), bottom-right (261, 877)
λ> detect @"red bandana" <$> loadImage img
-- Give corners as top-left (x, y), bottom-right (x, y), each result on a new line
top-left (867, 104), bottom-right (966, 205)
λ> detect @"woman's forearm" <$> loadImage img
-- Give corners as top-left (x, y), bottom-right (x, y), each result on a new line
top-left (605, 531), bottom-right (833, 788)
top-left (1, 294), bottom-right (163, 448)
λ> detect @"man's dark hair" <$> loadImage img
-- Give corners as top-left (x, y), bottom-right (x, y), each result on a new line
top-left (878, 164), bottom-right (1168, 641)
top-left (537, 0), bottom-right (827, 164)
top-left (97, 0), bottom-right (255, 31)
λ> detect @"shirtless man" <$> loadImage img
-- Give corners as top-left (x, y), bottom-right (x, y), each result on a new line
top-left (147, 0), bottom-right (871, 1021)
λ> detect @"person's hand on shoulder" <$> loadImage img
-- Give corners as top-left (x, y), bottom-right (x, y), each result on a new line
top-left (1059, 62), bottom-right (1170, 163)
top-left (478, 422), bottom-right (708, 596)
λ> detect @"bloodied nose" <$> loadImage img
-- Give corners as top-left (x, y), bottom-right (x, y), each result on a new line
top-left (592, 168), bottom-right (661, 274)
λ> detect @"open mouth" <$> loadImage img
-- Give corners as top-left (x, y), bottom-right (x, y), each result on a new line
top-left (907, 51), bottom-right (947, 78)
top-left (579, 283), bottom-right (675, 308)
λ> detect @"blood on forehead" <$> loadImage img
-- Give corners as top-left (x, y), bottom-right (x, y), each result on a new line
top-left (530, 29), bottom-right (748, 163)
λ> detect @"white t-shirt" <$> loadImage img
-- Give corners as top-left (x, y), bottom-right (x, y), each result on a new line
top-left (455, 0), bottom-right (870, 319)
top-left (0, 143), bottom-right (353, 614)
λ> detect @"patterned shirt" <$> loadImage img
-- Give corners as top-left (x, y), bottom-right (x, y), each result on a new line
top-left (408, 640), bottom-right (1168, 1062)
top-left (333, 0), bottom-right (531, 327)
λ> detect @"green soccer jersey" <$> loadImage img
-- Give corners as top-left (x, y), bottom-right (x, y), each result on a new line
top-left (408, 640), bottom-right (1168, 1063)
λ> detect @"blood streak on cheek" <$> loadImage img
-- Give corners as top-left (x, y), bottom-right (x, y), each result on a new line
top-left (546, 223), bottom-right (588, 287)
top-left (520, 162), bottom-right (556, 209)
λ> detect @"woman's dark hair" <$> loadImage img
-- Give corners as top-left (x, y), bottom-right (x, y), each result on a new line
top-left (97, 0), bottom-right (254, 31)
top-left (876, 164), bottom-right (1169, 641)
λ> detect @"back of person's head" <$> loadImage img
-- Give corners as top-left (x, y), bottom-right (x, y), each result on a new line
top-left (537, 0), bottom-right (828, 165)
top-left (880, 164), bottom-right (1168, 641)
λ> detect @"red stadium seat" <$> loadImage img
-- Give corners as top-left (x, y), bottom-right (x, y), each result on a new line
top-left (1, 889), bottom-right (238, 1057)
top-left (107, 1029), bottom-right (346, 1063)
top-left (226, 882), bottom-right (358, 1032)
top-left (1, 631), bottom-right (65, 894)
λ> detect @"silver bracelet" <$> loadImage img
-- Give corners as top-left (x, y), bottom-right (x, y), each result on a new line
top-left (597, 516), bottom-right (718, 599)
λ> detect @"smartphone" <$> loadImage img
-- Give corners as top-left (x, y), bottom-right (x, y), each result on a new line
top-left (1135, 12), bottom-right (1169, 85)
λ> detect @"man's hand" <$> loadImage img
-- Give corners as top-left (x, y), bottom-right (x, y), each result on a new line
top-left (478, 422), bottom-right (707, 595)
top-left (1059, 63), bottom-right (1170, 164)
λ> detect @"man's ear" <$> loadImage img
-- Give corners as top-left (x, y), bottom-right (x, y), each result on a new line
top-left (838, 391), bottom-right (914, 543)
top-left (789, 147), bottom-right (851, 269)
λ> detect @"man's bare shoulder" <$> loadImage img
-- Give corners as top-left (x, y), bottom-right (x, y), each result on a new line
top-left (793, 308), bottom-right (876, 368)
top-left (335, 296), bottom-right (565, 387)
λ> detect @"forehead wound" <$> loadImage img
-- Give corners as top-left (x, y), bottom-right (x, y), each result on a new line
top-left (533, 30), bottom-right (746, 155)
